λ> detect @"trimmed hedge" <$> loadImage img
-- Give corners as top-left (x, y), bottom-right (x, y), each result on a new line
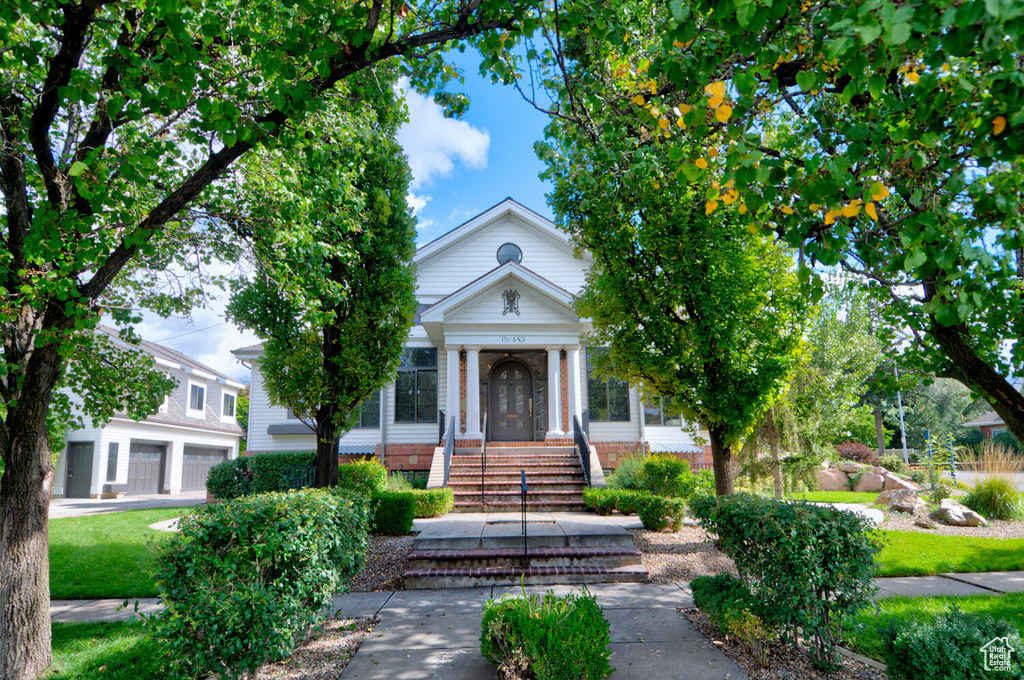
top-left (582, 488), bottom-right (647, 516)
top-left (481, 588), bottom-right (613, 680)
top-left (338, 459), bottom-right (388, 495)
top-left (636, 494), bottom-right (685, 531)
top-left (692, 493), bottom-right (880, 670)
top-left (150, 489), bottom-right (370, 679)
top-left (248, 451), bottom-right (316, 494)
top-left (412, 488), bottom-right (454, 517)
top-left (205, 458), bottom-right (252, 499)
top-left (371, 491), bottom-right (416, 535)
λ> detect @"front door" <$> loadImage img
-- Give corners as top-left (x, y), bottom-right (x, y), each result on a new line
top-left (489, 360), bottom-right (534, 441)
top-left (65, 442), bottom-right (94, 499)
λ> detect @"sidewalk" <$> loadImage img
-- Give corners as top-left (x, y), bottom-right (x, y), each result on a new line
top-left (49, 490), bottom-right (206, 519)
top-left (49, 571), bottom-right (1024, 624)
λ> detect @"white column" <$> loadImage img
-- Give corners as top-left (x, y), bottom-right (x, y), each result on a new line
top-left (545, 347), bottom-right (564, 437)
top-left (445, 347), bottom-right (460, 438)
top-left (566, 346), bottom-right (584, 435)
top-left (464, 346), bottom-right (482, 438)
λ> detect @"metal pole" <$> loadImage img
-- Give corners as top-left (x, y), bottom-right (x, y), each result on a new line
top-left (521, 469), bottom-right (528, 568)
top-left (947, 432), bottom-right (957, 483)
top-left (895, 365), bottom-right (909, 465)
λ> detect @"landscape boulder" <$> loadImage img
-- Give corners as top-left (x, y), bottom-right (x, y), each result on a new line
top-left (839, 461), bottom-right (864, 474)
top-left (883, 474), bottom-right (919, 491)
top-left (870, 466), bottom-right (888, 475)
top-left (853, 472), bottom-right (885, 493)
top-left (818, 468), bottom-right (850, 491)
top-left (887, 489), bottom-right (925, 514)
top-left (937, 498), bottom-right (989, 527)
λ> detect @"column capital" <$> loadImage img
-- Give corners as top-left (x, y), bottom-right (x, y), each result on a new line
top-left (464, 345), bottom-right (481, 352)
top-left (545, 345), bottom-right (563, 352)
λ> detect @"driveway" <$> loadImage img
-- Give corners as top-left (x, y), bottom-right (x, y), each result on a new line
top-left (954, 471), bottom-right (1024, 491)
top-left (49, 490), bottom-right (207, 519)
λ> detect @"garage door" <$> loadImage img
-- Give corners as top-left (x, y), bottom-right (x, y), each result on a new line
top-left (127, 443), bottom-right (165, 495)
top-left (181, 446), bottom-right (228, 492)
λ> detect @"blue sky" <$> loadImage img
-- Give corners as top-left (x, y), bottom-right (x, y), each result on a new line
top-left (138, 50), bottom-right (554, 380)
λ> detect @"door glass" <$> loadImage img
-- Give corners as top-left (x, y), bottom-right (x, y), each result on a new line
top-left (515, 385), bottom-right (524, 413)
top-left (499, 385), bottom-right (507, 413)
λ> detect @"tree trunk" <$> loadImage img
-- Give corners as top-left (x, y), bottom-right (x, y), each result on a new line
top-left (707, 424), bottom-right (735, 496)
top-left (874, 408), bottom-right (885, 459)
top-left (0, 344), bottom-right (63, 679)
top-left (313, 413), bottom-right (339, 489)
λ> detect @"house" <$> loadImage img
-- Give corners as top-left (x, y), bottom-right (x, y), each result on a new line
top-left (234, 198), bottom-right (707, 474)
top-left (963, 410), bottom-right (1008, 439)
top-left (53, 329), bottom-right (245, 498)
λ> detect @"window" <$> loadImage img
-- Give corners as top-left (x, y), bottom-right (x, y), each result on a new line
top-left (286, 408), bottom-right (298, 419)
top-left (586, 348), bottom-right (630, 421)
top-left (643, 398), bottom-right (682, 427)
top-left (395, 348), bottom-right (438, 423)
top-left (356, 391), bottom-right (381, 429)
top-left (106, 443), bottom-right (119, 482)
top-left (496, 242), bottom-right (523, 264)
top-left (189, 384), bottom-right (205, 411)
top-left (223, 393), bottom-right (236, 417)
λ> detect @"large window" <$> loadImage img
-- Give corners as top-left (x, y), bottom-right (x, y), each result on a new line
top-left (586, 348), bottom-right (630, 422)
top-left (223, 393), bottom-right (236, 417)
top-left (395, 348), bottom-right (438, 423)
top-left (106, 443), bottom-right (119, 482)
top-left (356, 390), bottom-right (381, 428)
top-left (643, 398), bottom-right (682, 427)
top-left (189, 384), bottom-right (205, 411)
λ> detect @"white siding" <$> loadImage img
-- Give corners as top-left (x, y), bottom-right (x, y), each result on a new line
top-left (447, 278), bottom-right (577, 325)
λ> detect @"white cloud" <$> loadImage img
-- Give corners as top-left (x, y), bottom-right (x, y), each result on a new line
top-left (398, 82), bottom-right (490, 189)
top-left (407, 192), bottom-right (435, 233)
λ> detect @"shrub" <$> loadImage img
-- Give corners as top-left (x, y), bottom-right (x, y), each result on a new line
top-left (881, 608), bottom-right (1024, 680)
top-left (247, 451), bottom-right (316, 494)
top-left (206, 457), bottom-right (253, 499)
top-left (993, 431), bottom-right (1023, 454)
top-left (636, 494), bottom-right (685, 531)
top-left (337, 459), bottom-right (388, 495)
top-left (370, 491), bottom-right (415, 534)
top-left (690, 574), bottom-right (773, 665)
top-left (835, 441), bottom-right (878, 465)
top-left (606, 454), bottom-right (646, 490)
top-left (909, 468), bottom-right (929, 485)
top-left (583, 488), bottom-right (618, 515)
top-left (880, 454), bottom-right (908, 475)
top-left (150, 490), bottom-right (370, 679)
top-left (481, 587), bottom-right (613, 680)
top-left (411, 488), bottom-right (454, 517)
top-left (964, 478), bottom-right (1024, 521)
top-left (386, 471), bottom-right (414, 491)
top-left (691, 493), bottom-right (880, 670)
top-left (612, 489), bottom-right (647, 515)
top-left (640, 455), bottom-right (692, 497)
top-left (691, 469), bottom-right (715, 500)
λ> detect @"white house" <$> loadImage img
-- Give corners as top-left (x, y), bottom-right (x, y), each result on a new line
top-left (53, 329), bottom-right (245, 498)
top-left (234, 198), bottom-right (708, 474)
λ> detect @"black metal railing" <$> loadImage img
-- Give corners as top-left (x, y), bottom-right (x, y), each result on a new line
top-left (520, 469), bottom-right (529, 567)
top-left (438, 410), bottom-right (446, 446)
top-left (582, 409), bottom-right (590, 438)
top-left (282, 465), bottom-right (316, 490)
top-left (481, 412), bottom-right (488, 506)
top-left (572, 415), bottom-right (592, 487)
top-left (442, 415), bottom-right (456, 486)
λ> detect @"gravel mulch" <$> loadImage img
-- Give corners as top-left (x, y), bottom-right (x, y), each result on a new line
top-left (350, 535), bottom-right (413, 592)
top-left (682, 609), bottom-right (887, 680)
top-left (630, 526), bottom-right (737, 582)
top-left (879, 512), bottom-right (1024, 538)
top-left (257, 617), bottom-right (379, 679)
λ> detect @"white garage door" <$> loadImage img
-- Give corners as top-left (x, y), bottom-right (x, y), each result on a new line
top-left (181, 446), bottom-right (228, 492)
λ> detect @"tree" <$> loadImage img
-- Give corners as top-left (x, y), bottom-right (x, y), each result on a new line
top-left (0, 1), bottom-right (549, 674)
top-left (512, 0), bottom-right (1024, 442)
top-left (544, 134), bottom-right (806, 494)
top-left (236, 385), bottom-right (250, 452)
top-left (884, 377), bottom-right (989, 450)
top-left (228, 75), bottom-right (417, 488)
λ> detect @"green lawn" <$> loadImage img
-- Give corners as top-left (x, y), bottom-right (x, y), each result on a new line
top-left (787, 491), bottom-right (882, 504)
top-left (49, 507), bottom-right (194, 599)
top-left (844, 593), bottom-right (1024, 661)
top-left (873, 530), bottom-right (1024, 577)
top-left (51, 622), bottom-right (162, 679)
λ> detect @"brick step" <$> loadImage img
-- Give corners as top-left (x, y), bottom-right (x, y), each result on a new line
top-left (461, 451), bottom-right (576, 459)
top-left (408, 545), bottom-right (642, 570)
top-left (453, 500), bottom-right (586, 513)
top-left (482, 446), bottom-right (576, 455)
top-left (449, 480), bottom-right (585, 490)
top-left (413, 529), bottom-right (635, 550)
top-left (451, 461), bottom-right (581, 470)
top-left (403, 564), bottom-right (649, 589)
top-left (453, 493), bottom-right (584, 505)
top-left (449, 472), bottom-right (585, 481)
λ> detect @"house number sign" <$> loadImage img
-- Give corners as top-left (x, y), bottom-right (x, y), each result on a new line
top-left (500, 336), bottom-right (526, 344)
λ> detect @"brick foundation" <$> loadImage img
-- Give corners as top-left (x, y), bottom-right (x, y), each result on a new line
top-left (376, 443), bottom-right (435, 471)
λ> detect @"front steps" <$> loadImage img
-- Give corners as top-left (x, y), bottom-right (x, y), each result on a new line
top-left (449, 446), bottom-right (586, 512)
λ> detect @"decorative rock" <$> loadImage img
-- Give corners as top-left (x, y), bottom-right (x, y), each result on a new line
top-left (839, 461), bottom-right (864, 474)
top-left (888, 489), bottom-right (925, 514)
top-left (938, 498), bottom-right (989, 527)
top-left (853, 472), bottom-right (885, 493)
top-left (870, 466), bottom-right (887, 475)
top-left (914, 519), bottom-right (938, 529)
top-left (818, 469), bottom-right (850, 491)
top-left (884, 475), bottom-right (919, 491)
top-left (874, 490), bottom-right (895, 504)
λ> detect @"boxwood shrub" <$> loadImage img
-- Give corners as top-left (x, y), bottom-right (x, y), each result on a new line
top-left (150, 489), bottom-right (370, 679)
top-left (481, 587), bottom-right (613, 680)
top-left (635, 494), bottom-right (685, 531)
top-left (691, 493), bottom-right (880, 670)
top-left (370, 491), bottom-right (416, 534)
top-left (411, 488), bottom-right (454, 517)
top-left (338, 459), bottom-right (388, 495)
top-left (205, 457), bottom-right (253, 499)
top-left (881, 608), bottom-right (1024, 680)
top-left (247, 450), bottom-right (316, 494)
top-left (582, 488), bottom-right (649, 516)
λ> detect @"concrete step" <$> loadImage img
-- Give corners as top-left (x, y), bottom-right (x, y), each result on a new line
top-left (452, 489), bottom-right (584, 502)
top-left (403, 564), bottom-right (649, 589)
top-left (449, 480), bottom-right (585, 490)
top-left (453, 500), bottom-right (587, 513)
top-left (482, 446), bottom-right (577, 455)
top-left (407, 545), bottom-right (642, 570)
top-left (451, 462), bottom-right (581, 472)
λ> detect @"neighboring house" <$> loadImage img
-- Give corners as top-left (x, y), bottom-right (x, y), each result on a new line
top-left (234, 198), bottom-right (708, 474)
top-left (53, 329), bottom-right (245, 499)
top-left (963, 410), bottom-right (1008, 439)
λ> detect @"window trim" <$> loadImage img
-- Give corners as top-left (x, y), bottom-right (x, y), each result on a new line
top-left (394, 347), bottom-right (438, 424)
top-left (355, 390), bottom-right (382, 429)
top-left (222, 392), bottom-right (236, 418)
top-left (188, 382), bottom-right (206, 413)
top-left (586, 348), bottom-right (631, 423)
top-left (106, 442), bottom-right (119, 482)
top-left (643, 397), bottom-right (682, 427)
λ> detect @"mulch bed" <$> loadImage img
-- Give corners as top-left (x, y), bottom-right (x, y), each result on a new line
top-left (350, 535), bottom-right (413, 591)
top-left (631, 526), bottom-right (738, 582)
top-left (257, 617), bottom-right (379, 679)
top-left (681, 609), bottom-right (888, 680)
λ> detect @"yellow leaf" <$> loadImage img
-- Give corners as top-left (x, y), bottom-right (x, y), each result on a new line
top-left (809, 203), bottom-right (821, 211)
top-left (695, 158), bottom-right (708, 169)
top-left (676, 117), bottom-right (687, 129)
top-left (658, 118), bottom-right (670, 130)
top-left (842, 203), bottom-right (861, 217)
top-left (632, 94), bottom-right (645, 105)
top-left (673, 40), bottom-right (686, 48)
top-left (708, 147), bottom-right (719, 158)
top-left (781, 205), bottom-right (794, 214)
top-left (704, 81), bottom-right (726, 98)
top-left (993, 116), bottom-right (1007, 135)
top-left (906, 71), bottom-right (919, 84)
top-left (723, 189), bottom-right (739, 205)
top-left (648, 80), bottom-right (658, 94)
top-left (824, 210), bottom-right (838, 225)
top-left (747, 222), bottom-right (759, 234)
top-left (865, 202), bottom-right (878, 221)
top-left (870, 182), bottom-right (890, 201)
top-left (709, 94), bottom-right (724, 109)
top-left (738, 203), bottom-right (748, 215)
top-left (678, 104), bottom-right (692, 115)
top-left (715, 104), bottom-right (732, 122)
top-left (705, 200), bottom-right (719, 215)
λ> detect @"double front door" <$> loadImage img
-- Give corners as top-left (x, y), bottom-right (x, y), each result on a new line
top-left (489, 360), bottom-right (533, 441)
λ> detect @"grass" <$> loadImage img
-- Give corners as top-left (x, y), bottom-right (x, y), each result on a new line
top-left (51, 622), bottom-right (162, 679)
top-left (49, 507), bottom-right (194, 599)
top-left (873, 530), bottom-right (1024, 576)
top-left (844, 592), bottom-right (1024, 661)
top-left (786, 491), bottom-right (882, 504)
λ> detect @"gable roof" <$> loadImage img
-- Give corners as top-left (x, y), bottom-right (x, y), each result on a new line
top-left (963, 410), bottom-right (1005, 428)
top-left (414, 197), bottom-right (586, 265)
top-left (98, 326), bottom-right (243, 387)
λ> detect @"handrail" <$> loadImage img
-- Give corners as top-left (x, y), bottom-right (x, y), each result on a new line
top-left (520, 469), bottom-right (529, 567)
top-left (481, 412), bottom-right (488, 507)
top-left (442, 415), bottom-right (456, 486)
top-left (438, 410), bottom-right (446, 446)
top-left (572, 415), bottom-right (592, 487)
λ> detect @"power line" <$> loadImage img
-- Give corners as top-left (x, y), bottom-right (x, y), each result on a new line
top-left (156, 321), bottom-right (229, 342)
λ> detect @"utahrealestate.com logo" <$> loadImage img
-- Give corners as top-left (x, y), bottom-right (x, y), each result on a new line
top-left (981, 636), bottom-right (1016, 672)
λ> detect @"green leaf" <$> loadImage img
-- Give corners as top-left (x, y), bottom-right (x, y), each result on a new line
top-left (69, 161), bottom-right (88, 177)
top-left (885, 23), bottom-right (912, 45)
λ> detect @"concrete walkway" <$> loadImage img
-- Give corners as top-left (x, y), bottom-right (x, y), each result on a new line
top-left (49, 490), bottom-right (206, 518)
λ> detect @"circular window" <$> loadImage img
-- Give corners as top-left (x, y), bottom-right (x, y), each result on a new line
top-left (497, 243), bottom-right (523, 265)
